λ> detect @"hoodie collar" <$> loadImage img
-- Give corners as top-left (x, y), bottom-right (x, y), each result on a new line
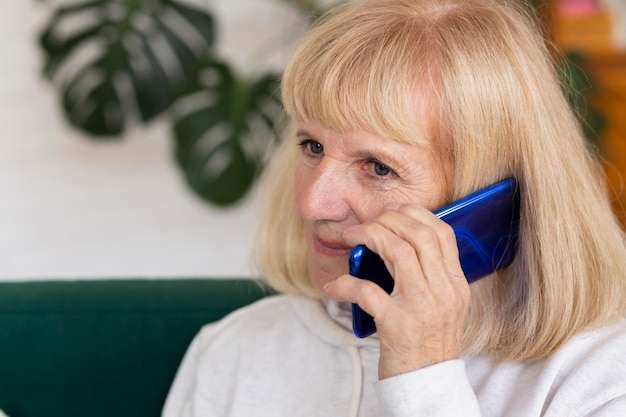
top-left (290, 295), bottom-right (380, 349)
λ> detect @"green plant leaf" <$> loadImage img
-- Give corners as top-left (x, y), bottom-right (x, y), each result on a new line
top-left (173, 59), bottom-right (283, 206)
top-left (39, 0), bottom-right (215, 137)
top-left (560, 52), bottom-right (607, 149)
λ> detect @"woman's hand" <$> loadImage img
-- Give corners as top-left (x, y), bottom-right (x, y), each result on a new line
top-left (323, 203), bottom-right (470, 379)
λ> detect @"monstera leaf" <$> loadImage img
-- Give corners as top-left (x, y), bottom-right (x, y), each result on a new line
top-left (38, 0), bottom-right (285, 205)
top-left (173, 59), bottom-right (282, 206)
top-left (39, 0), bottom-right (215, 136)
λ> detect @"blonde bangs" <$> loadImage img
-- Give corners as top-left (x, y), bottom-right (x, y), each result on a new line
top-left (281, 2), bottom-right (434, 147)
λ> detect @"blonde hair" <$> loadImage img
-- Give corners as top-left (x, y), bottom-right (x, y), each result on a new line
top-left (255, 0), bottom-right (626, 361)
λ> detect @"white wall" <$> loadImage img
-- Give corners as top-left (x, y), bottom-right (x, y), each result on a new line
top-left (0, 0), bottom-right (306, 281)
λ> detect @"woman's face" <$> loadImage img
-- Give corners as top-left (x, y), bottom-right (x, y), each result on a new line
top-left (293, 120), bottom-right (451, 293)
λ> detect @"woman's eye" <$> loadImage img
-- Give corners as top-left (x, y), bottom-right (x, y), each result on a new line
top-left (299, 139), bottom-right (324, 156)
top-left (371, 161), bottom-right (392, 177)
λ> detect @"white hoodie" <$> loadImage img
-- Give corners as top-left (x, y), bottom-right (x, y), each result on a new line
top-left (162, 294), bottom-right (626, 417)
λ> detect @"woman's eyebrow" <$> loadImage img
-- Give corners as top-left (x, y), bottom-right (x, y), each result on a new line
top-left (353, 147), bottom-right (405, 167)
top-left (295, 129), bottom-right (314, 139)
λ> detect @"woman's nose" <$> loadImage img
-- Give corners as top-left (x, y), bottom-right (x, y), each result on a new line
top-left (296, 161), bottom-right (354, 223)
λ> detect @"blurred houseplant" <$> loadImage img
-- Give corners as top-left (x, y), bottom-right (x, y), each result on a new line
top-left (37, 0), bottom-right (338, 206)
top-left (560, 52), bottom-right (607, 150)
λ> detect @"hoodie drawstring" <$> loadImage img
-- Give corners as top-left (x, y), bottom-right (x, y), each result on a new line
top-left (347, 345), bottom-right (363, 417)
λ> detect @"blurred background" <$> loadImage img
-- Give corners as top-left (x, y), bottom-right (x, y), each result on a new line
top-left (0, 0), bottom-right (313, 281)
top-left (0, 0), bottom-right (624, 282)
top-left (551, 0), bottom-right (626, 228)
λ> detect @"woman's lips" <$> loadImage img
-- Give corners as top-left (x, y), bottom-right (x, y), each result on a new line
top-left (313, 235), bottom-right (353, 256)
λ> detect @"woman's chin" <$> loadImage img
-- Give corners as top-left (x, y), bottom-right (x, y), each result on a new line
top-left (308, 261), bottom-right (348, 295)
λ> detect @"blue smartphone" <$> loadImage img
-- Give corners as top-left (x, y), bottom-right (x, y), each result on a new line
top-left (350, 178), bottom-right (521, 338)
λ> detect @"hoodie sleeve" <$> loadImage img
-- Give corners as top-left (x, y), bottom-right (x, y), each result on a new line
top-left (374, 360), bottom-right (481, 417)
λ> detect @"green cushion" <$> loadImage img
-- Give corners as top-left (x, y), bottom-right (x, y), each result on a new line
top-left (0, 278), bottom-right (274, 417)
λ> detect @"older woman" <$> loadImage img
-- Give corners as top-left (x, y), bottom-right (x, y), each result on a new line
top-left (163, 0), bottom-right (626, 416)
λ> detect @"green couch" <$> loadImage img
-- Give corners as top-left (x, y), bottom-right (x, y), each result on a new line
top-left (0, 278), bottom-right (275, 417)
